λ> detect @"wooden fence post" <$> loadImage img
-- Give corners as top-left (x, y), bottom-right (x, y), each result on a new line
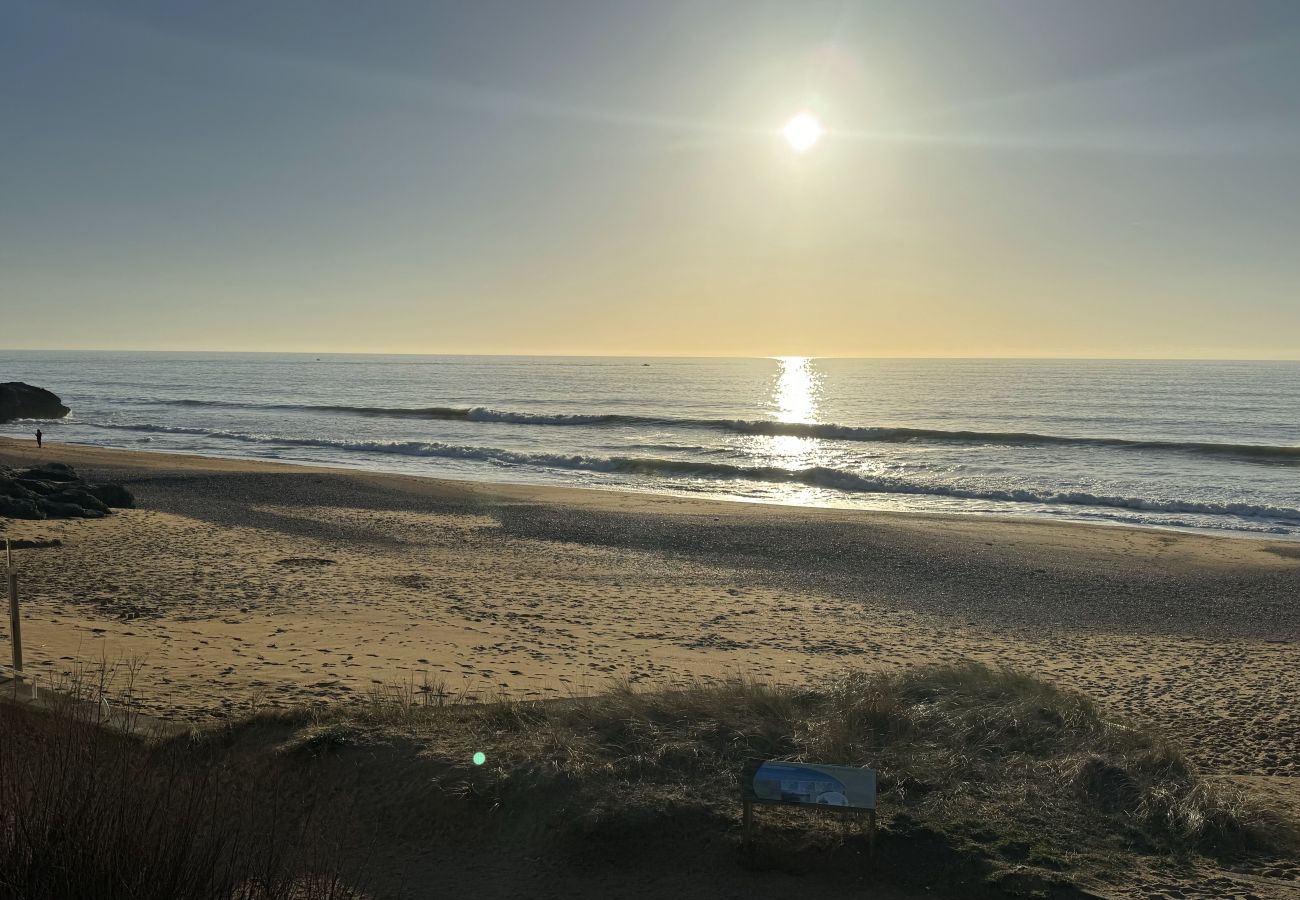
top-left (6, 539), bottom-right (21, 675)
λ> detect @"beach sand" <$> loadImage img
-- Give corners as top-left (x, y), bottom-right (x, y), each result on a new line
top-left (1, 437), bottom-right (1297, 785)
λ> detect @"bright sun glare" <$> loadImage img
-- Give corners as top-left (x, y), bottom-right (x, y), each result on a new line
top-left (781, 112), bottom-right (823, 154)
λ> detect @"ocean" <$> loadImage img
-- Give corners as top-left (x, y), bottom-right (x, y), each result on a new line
top-left (3, 352), bottom-right (1298, 538)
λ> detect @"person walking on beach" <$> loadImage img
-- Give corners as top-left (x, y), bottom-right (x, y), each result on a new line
top-left (35, 428), bottom-right (42, 449)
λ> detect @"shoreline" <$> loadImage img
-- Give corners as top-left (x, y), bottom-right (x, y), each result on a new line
top-left (1, 436), bottom-right (1297, 781)
top-left (5, 435), bottom-right (1299, 546)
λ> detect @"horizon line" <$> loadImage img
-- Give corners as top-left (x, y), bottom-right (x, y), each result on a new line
top-left (3, 347), bottom-right (1300, 363)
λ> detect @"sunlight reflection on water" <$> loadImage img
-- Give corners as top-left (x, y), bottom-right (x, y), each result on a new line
top-left (765, 356), bottom-right (825, 468)
top-left (774, 356), bottom-right (822, 423)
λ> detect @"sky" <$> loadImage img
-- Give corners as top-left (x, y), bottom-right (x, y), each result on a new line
top-left (3, 0), bottom-right (1299, 358)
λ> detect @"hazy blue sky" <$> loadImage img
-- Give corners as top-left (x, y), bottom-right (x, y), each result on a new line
top-left (3, 0), bottom-right (1299, 356)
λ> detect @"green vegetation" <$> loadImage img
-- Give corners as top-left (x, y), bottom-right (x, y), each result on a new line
top-left (2, 663), bottom-right (1294, 899)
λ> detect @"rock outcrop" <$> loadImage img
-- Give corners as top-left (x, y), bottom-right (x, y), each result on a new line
top-left (0, 462), bottom-right (134, 519)
top-left (0, 382), bottom-right (70, 423)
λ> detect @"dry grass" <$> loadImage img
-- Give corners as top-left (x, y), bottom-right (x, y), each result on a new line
top-left (0, 665), bottom-right (366, 900)
top-left (3, 662), bottom-right (1294, 899)
top-left (319, 662), bottom-right (1297, 874)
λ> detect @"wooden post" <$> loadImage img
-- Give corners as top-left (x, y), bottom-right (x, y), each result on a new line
top-left (6, 539), bottom-right (21, 674)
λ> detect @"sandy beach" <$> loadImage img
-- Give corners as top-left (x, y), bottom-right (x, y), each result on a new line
top-left (9, 9), bottom-right (1300, 894)
top-left (1, 437), bottom-right (1297, 783)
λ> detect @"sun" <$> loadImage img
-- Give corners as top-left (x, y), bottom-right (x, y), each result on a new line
top-left (781, 111), bottom-right (823, 154)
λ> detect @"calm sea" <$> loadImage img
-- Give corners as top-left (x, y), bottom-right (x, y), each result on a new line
top-left (3, 352), bottom-right (1298, 538)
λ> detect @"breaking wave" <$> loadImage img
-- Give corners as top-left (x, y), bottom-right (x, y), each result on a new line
top-left (83, 421), bottom-right (1300, 524)
top-left (114, 398), bottom-right (1300, 465)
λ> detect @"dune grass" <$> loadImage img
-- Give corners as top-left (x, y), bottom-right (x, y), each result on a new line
top-left (341, 663), bottom-right (1293, 857)
top-left (0, 666), bottom-right (363, 900)
top-left (2, 662), bottom-right (1294, 899)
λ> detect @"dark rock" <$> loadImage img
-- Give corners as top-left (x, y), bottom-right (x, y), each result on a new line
top-left (20, 462), bottom-right (78, 482)
top-left (48, 489), bottom-right (110, 514)
top-left (0, 476), bottom-right (34, 499)
top-left (0, 496), bottom-right (45, 519)
top-left (0, 382), bottom-right (70, 423)
top-left (0, 464), bottom-right (133, 520)
top-left (36, 497), bottom-right (94, 518)
top-left (86, 482), bottom-right (135, 509)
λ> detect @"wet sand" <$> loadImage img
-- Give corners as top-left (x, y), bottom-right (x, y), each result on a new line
top-left (1, 438), bottom-right (1297, 782)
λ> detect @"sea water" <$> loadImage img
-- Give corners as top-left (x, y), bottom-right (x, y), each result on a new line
top-left (3, 352), bottom-right (1298, 538)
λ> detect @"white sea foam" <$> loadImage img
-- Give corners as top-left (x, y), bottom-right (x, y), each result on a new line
top-left (9, 354), bottom-right (1298, 539)
top-left (81, 421), bottom-right (1300, 524)
top-left (113, 399), bottom-right (1300, 465)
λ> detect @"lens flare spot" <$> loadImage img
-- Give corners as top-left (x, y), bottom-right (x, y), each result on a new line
top-left (473, 751), bottom-right (487, 766)
top-left (782, 112), bottom-right (824, 154)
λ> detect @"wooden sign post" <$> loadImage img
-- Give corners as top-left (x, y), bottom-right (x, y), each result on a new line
top-left (5, 539), bottom-right (21, 675)
top-left (741, 760), bottom-right (878, 855)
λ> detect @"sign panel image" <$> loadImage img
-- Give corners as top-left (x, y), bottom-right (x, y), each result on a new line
top-left (750, 762), bottom-right (876, 810)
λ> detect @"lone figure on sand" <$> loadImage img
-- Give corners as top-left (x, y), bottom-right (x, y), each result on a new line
top-left (35, 428), bottom-right (42, 448)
